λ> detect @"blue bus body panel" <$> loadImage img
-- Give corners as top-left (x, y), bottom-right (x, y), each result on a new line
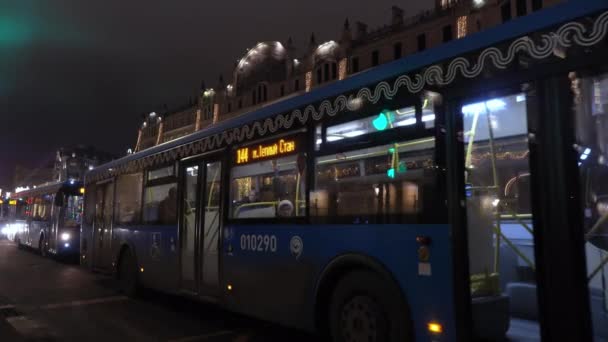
top-left (112, 225), bottom-right (180, 291)
top-left (222, 224), bottom-right (454, 341)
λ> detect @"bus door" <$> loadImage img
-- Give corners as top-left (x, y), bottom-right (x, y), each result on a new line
top-left (179, 156), bottom-right (223, 297)
top-left (453, 91), bottom-right (543, 341)
top-left (93, 181), bottom-right (114, 270)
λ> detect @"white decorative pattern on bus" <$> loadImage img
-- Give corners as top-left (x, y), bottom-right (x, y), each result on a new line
top-left (87, 10), bottom-right (608, 183)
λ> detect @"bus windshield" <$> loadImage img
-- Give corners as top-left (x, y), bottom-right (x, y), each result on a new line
top-left (63, 195), bottom-right (83, 228)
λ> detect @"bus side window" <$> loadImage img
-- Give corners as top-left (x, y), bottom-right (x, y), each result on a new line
top-left (311, 137), bottom-right (437, 224)
top-left (143, 183), bottom-right (177, 225)
top-left (115, 173), bottom-right (143, 225)
top-left (230, 154), bottom-right (306, 219)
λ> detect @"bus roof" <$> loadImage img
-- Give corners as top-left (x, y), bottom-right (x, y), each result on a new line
top-left (88, 0), bottom-right (608, 180)
top-left (10, 180), bottom-right (83, 199)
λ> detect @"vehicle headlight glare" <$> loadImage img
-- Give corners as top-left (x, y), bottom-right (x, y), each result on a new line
top-left (61, 233), bottom-right (71, 241)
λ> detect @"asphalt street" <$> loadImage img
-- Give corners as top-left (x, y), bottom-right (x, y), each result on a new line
top-left (0, 239), bottom-right (315, 341)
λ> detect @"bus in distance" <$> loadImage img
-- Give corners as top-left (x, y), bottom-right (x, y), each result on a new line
top-left (12, 180), bottom-right (84, 257)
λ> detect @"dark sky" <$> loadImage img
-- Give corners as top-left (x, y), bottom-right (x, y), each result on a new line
top-left (0, 0), bottom-right (431, 190)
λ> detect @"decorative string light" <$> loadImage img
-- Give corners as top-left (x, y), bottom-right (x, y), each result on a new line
top-left (305, 71), bottom-right (312, 92)
top-left (338, 58), bottom-right (347, 80)
top-left (213, 104), bottom-right (219, 124)
top-left (457, 16), bottom-right (468, 39)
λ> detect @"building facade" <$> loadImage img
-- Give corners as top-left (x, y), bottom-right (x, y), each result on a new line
top-left (134, 0), bottom-right (561, 152)
top-left (12, 146), bottom-right (115, 191)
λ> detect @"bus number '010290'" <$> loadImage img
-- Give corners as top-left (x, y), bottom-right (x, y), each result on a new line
top-left (240, 234), bottom-right (277, 253)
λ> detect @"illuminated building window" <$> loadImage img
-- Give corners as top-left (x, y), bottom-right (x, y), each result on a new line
top-left (195, 109), bottom-right (201, 130)
top-left (305, 71), bottom-right (312, 92)
top-left (440, 0), bottom-right (456, 10)
top-left (213, 104), bottom-right (219, 123)
top-left (457, 16), bottom-right (468, 39)
top-left (338, 58), bottom-right (347, 80)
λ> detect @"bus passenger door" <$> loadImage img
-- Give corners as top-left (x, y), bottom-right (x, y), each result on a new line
top-left (179, 163), bottom-right (199, 293)
top-left (93, 181), bottom-right (114, 270)
top-left (179, 157), bottom-right (223, 297)
top-left (455, 91), bottom-right (542, 341)
top-left (199, 160), bottom-right (222, 295)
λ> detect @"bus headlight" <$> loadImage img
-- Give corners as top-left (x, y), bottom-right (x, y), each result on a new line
top-left (61, 233), bottom-right (71, 241)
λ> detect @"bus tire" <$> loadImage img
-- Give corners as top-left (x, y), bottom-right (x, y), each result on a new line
top-left (38, 235), bottom-right (48, 257)
top-left (118, 248), bottom-right (139, 297)
top-left (329, 270), bottom-right (412, 342)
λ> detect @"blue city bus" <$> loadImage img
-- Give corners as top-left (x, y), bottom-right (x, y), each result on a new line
top-left (12, 181), bottom-right (84, 257)
top-left (82, 2), bottom-right (608, 341)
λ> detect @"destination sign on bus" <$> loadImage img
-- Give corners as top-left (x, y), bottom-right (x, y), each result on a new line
top-left (236, 138), bottom-right (297, 165)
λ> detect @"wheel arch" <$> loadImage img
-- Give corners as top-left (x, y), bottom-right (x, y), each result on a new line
top-left (115, 240), bottom-right (138, 275)
top-left (313, 253), bottom-right (412, 336)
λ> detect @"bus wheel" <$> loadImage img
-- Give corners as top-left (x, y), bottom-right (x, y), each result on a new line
top-left (38, 236), bottom-right (48, 257)
top-left (329, 271), bottom-right (411, 342)
top-left (118, 248), bottom-right (139, 297)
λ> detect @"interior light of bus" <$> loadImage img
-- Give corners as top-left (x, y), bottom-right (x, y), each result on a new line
top-left (342, 130), bottom-right (366, 138)
top-left (427, 322), bottom-right (443, 334)
top-left (395, 118), bottom-right (417, 127)
top-left (80, 187), bottom-right (85, 194)
top-left (421, 114), bottom-right (436, 122)
top-left (372, 113), bottom-right (389, 131)
top-left (461, 99), bottom-right (506, 116)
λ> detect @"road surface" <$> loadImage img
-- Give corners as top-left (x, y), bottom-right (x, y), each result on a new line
top-left (0, 239), bottom-right (315, 341)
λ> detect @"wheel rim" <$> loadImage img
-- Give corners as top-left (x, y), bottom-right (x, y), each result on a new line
top-left (340, 296), bottom-right (380, 342)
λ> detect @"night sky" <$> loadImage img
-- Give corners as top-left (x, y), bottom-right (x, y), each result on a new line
top-left (0, 0), bottom-right (431, 190)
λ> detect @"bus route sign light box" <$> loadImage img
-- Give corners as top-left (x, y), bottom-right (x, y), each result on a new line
top-left (235, 136), bottom-right (300, 165)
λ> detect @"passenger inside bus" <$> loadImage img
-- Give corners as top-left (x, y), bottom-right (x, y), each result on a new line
top-left (158, 187), bottom-right (177, 224)
top-left (231, 154), bottom-right (306, 219)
